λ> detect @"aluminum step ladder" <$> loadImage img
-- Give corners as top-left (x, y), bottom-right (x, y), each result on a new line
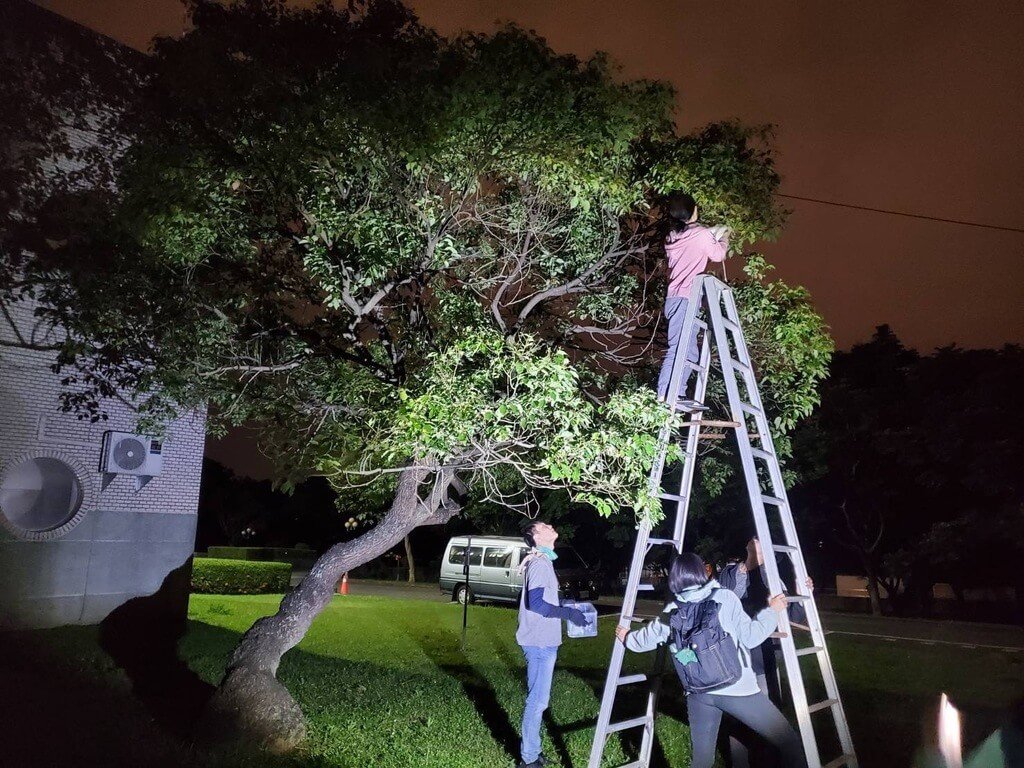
top-left (587, 275), bottom-right (857, 768)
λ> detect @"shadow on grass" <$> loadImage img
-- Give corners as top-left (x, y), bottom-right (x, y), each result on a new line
top-left (0, 622), bottom-right (277, 768)
top-left (99, 561), bottom-right (215, 735)
top-left (400, 618), bottom-right (522, 763)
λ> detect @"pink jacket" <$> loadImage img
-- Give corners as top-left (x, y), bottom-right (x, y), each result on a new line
top-left (665, 224), bottom-right (728, 298)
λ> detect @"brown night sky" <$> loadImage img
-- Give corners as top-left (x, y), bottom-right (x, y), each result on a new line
top-left (27, 1), bottom-right (1024, 474)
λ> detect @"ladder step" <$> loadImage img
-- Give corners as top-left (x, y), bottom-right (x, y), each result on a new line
top-left (730, 358), bottom-right (752, 374)
top-left (761, 494), bottom-right (787, 506)
top-left (606, 715), bottom-right (652, 734)
top-left (787, 594), bottom-right (811, 602)
top-left (616, 673), bottom-right (648, 686)
top-left (739, 402), bottom-right (762, 416)
top-left (658, 492), bottom-right (687, 502)
top-left (750, 447), bottom-right (773, 461)
top-left (795, 645), bottom-right (824, 657)
top-left (773, 544), bottom-right (798, 554)
top-left (681, 419), bottom-right (740, 429)
top-left (722, 318), bottom-right (741, 333)
top-left (636, 584), bottom-right (656, 592)
top-left (647, 537), bottom-right (680, 547)
top-left (807, 698), bottom-right (839, 714)
top-left (823, 755), bottom-right (856, 768)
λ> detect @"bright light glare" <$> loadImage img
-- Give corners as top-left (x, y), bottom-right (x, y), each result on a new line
top-left (938, 693), bottom-right (963, 768)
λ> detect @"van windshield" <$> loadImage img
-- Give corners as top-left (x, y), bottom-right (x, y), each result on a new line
top-left (553, 547), bottom-right (588, 570)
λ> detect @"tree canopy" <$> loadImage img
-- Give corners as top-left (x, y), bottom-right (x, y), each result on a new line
top-left (12, 0), bottom-right (826, 525)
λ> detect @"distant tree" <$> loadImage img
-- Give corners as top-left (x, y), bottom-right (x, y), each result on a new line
top-left (791, 326), bottom-right (919, 614)
top-left (792, 330), bottom-right (1024, 617)
top-left (8, 0), bottom-right (830, 749)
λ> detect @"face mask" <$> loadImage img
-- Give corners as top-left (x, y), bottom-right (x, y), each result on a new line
top-left (538, 546), bottom-right (558, 561)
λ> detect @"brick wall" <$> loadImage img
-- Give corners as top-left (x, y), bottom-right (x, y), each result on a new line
top-left (0, 298), bottom-right (206, 628)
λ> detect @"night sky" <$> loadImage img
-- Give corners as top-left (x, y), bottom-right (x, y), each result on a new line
top-left (29, 0), bottom-right (1024, 475)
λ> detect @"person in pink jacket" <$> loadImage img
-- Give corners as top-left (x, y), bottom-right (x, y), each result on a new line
top-left (657, 192), bottom-right (729, 407)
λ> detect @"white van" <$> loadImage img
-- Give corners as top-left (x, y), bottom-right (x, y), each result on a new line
top-left (438, 535), bottom-right (599, 605)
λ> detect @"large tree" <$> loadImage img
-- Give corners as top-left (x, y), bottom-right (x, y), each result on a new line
top-left (6, 0), bottom-right (831, 749)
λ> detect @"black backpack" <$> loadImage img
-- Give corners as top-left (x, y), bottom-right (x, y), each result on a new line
top-left (667, 591), bottom-right (743, 694)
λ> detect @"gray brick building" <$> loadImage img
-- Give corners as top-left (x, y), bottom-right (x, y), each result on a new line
top-left (0, 1), bottom-right (206, 630)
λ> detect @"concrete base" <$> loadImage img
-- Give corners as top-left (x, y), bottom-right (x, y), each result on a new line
top-left (0, 509), bottom-right (196, 629)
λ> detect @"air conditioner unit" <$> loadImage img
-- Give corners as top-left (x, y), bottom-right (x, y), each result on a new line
top-left (100, 431), bottom-right (163, 491)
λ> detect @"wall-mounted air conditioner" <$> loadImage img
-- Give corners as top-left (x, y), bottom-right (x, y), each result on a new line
top-left (100, 431), bottom-right (163, 490)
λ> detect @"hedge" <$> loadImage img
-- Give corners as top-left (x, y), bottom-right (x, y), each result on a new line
top-left (205, 546), bottom-right (316, 567)
top-left (191, 557), bottom-right (292, 594)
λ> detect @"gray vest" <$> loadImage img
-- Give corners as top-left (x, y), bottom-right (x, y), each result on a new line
top-left (515, 554), bottom-right (563, 648)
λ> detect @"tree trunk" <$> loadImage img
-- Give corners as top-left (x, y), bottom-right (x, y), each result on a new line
top-left (863, 558), bottom-right (884, 616)
top-left (203, 464), bottom-right (455, 752)
top-left (404, 534), bottom-right (416, 584)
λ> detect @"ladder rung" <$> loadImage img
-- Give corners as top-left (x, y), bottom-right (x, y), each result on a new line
top-left (694, 319), bottom-right (708, 331)
top-left (823, 755), bottom-right (856, 768)
top-left (773, 544), bottom-right (798, 554)
top-left (647, 538), bottom-right (679, 547)
top-left (739, 402), bottom-right (762, 415)
top-left (787, 594), bottom-right (811, 602)
top-left (636, 584), bottom-right (656, 592)
top-left (807, 698), bottom-right (839, 714)
top-left (761, 494), bottom-right (787, 506)
top-left (658, 492), bottom-right (687, 502)
top-left (617, 673), bottom-right (648, 686)
top-left (750, 447), bottom-right (773, 461)
top-left (722, 318), bottom-right (741, 333)
top-left (730, 358), bottom-right (752, 374)
top-left (606, 715), bottom-right (652, 734)
top-left (682, 419), bottom-right (740, 429)
top-left (796, 645), bottom-right (824, 657)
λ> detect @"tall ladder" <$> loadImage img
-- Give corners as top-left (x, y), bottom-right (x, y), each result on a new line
top-left (587, 275), bottom-right (857, 768)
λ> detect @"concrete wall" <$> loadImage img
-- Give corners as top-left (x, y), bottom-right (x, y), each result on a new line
top-left (0, 299), bottom-right (206, 629)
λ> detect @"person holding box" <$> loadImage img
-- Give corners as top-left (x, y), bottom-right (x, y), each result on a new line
top-left (516, 520), bottom-right (588, 768)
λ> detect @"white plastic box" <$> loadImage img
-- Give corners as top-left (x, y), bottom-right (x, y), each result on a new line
top-left (562, 600), bottom-right (598, 638)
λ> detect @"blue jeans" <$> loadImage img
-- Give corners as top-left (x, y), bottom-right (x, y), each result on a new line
top-left (521, 645), bottom-right (558, 763)
top-left (657, 296), bottom-right (701, 400)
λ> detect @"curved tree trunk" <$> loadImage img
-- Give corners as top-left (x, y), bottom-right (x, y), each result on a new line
top-left (404, 534), bottom-right (416, 584)
top-left (204, 464), bottom-right (457, 752)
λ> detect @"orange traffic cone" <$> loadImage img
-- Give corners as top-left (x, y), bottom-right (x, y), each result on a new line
top-left (339, 572), bottom-right (350, 595)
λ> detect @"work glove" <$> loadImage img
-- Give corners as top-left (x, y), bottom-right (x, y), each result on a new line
top-left (565, 608), bottom-right (588, 627)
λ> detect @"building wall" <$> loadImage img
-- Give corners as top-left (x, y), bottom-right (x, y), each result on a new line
top-left (0, 299), bottom-right (206, 629)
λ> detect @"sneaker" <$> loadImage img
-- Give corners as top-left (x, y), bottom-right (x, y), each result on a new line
top-left (516, 757), bottom-right (549, 768)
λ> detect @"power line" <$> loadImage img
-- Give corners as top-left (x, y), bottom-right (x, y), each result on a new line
top-left (777, 193), bottom-right (1024, 234)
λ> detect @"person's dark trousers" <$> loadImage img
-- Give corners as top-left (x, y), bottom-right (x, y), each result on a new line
top-left (520, 645), bottom-right (558, 765)
top-left (657, 296), bottom-right (701, 400)
top-left (687, 689), bottom-right (807, 768)
top-left (728, 674), bottom-right (782, 768)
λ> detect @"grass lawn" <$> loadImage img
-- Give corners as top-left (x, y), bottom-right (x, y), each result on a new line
top-left (3, 594), bottom-right (1022, 768)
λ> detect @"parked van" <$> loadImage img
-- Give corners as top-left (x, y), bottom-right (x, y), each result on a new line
top-left (439, 535), bottom-right (600, 605)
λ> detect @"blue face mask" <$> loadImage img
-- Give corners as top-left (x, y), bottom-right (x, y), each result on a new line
top-left (538, 546), bottom-right (558, 561)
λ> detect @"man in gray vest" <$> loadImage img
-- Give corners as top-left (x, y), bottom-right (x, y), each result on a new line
top-left (516, 520), bottom-right (588, 768)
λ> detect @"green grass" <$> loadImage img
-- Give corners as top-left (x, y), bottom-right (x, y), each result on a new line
top-left (2, 594), bottom-right (1022, 768)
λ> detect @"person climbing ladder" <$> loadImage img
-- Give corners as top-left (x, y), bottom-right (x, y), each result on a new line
top-left (657, 191), bottom-right (729, 408)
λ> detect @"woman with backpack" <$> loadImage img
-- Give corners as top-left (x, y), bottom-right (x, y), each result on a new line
top-left (615, 552), bottom-right (807, 768)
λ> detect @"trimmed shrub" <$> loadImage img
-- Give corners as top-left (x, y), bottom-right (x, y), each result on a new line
top-left (205, 546), bottom-right (317, 568)
top-left (191, 557), bottom-right (291, 594)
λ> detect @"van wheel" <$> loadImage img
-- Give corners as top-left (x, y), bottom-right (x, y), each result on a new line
top-left (455, 584), bottom-right (473, 605)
